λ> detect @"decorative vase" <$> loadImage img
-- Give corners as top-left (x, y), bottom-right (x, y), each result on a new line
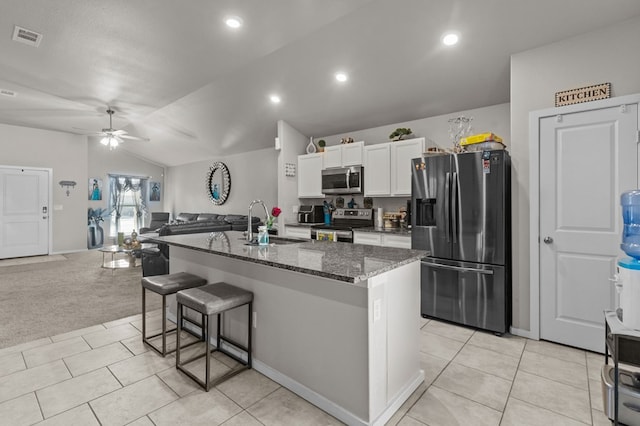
top-left (306, 138), bottom-right (317, 154)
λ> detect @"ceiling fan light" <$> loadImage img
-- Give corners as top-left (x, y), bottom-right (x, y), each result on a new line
top-left (100, 136), bottom-right (110, 146)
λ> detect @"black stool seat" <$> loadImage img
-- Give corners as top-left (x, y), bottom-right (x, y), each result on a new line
top-left (177, 282), bottom-right (253, 315)
top-left (141, 272), bottom-right (207, 356)
top-left (176, 282), bottom-right (253, 391)
top-left (142, 271), bottom-right (206, 295)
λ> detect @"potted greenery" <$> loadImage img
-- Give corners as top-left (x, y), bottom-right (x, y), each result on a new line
top-left (389, 128), bottom-right (413, 141)
top-left (317, 139), bottom-right (326, 152)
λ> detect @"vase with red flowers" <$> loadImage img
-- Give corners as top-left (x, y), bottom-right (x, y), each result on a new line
top-left (266, 206), bottom-right (281, 230)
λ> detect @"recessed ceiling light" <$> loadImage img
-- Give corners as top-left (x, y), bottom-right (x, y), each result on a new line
top-left (335, 72), bottom-right (348, 83)
top-left (225, 16), bottom-right (243, 29)
top-left (442, 32), bottom-right (459, 46)
top-left (270, 94), bottom-right (281, 104)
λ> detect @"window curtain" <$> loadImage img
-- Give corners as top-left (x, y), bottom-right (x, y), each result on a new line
top-left (108, 175), bottom-right (148, 233)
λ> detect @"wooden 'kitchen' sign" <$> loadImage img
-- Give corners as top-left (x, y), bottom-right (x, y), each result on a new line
top-left (555, 83), bottom-right (611, 107)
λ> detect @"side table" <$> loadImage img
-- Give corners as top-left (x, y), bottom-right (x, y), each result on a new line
top-left (99, 244), bottom-right (149, 273)
top-left (604, 310), bottom-right (640, 425)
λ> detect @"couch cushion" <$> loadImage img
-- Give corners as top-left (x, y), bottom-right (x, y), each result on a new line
top-left (175, 212), bottom-right (199, 222)
top-left (196, 213), bottom-right (221, 221)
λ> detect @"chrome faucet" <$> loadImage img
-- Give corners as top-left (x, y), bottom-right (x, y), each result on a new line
top-left (248, 199), bottom-right (270, 242)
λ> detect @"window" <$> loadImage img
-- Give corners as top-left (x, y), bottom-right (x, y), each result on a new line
top-left (109, 175), bottom-right (148, 236)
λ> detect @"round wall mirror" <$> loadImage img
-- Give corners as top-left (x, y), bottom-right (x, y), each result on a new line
top-left (206, 162), bottom-right (231, 205)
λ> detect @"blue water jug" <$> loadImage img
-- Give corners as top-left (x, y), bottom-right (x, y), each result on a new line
top-left (621, 190), bottom-right (640, 259)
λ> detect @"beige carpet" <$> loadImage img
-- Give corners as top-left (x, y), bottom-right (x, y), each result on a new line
top-left (0, 250), bottom-right (162, 349)
top-left (0, 254), bottom-right (67, 267)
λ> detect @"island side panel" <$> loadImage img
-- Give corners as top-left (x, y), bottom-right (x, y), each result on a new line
top-left (169, 246), bottom-right (372, 422)
top-left (367, 261), bottom-right (422, 424)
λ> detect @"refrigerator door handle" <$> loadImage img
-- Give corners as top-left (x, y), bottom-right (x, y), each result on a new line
top-left (444, 172), bottom-right (451, 243)
top-left (451, 171), bottom-right (458, 244)
top-left (420, 260), bottom-right (494, 275)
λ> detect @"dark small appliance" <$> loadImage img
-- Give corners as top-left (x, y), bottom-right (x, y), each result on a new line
top-left (297, 205), bottom-right (324, 224)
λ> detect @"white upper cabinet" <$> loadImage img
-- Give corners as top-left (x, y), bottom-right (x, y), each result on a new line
top-left (390, 138), bottom-right (424, 196)
top-left (364, 143), bottom-right (391, 196)
top-left (298, 153), bottom-right (324, 198)
top-left (364, 138), bottom-right (424, 197)
top-left (322, 141), bottom-right (364, 168)
top-left (323, 145), bottom-right (342, 168)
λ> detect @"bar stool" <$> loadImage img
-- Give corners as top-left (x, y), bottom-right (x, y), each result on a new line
top-left (176, 282), bottom-right (253, 391)
top-left (141, 272), bottom-right (207, 356)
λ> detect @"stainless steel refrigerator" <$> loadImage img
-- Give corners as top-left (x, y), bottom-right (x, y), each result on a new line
top-left (411, 150), bottom-right (511, 334)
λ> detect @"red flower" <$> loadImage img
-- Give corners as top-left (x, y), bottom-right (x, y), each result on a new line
top-left (271, 206), bottom-right (282, 217)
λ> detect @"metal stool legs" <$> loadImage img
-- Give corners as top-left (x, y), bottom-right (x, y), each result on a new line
top-left (141, 287), bottom-right (205, 356)
top-left (176, 300), bottom-right (252, 391)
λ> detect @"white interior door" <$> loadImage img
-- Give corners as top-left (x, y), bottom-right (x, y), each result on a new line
top-left (0, 167), bottom-right (50, 259)
top-left (539, 103), bottom-right (638, 352)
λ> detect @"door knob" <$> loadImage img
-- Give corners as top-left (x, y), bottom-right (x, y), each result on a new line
top-left (543, 236), bottom-right (553, 244)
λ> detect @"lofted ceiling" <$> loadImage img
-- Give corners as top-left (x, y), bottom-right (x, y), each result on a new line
top-left (1, 0), bottom-right (640, 167)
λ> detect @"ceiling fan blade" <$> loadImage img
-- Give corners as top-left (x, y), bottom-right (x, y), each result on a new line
top-left (111, 129), bottom-right (127, 135)
top-left (79, 131), bottom-right (108, 136)
top-left (119, 134), bottom-right (150, 141)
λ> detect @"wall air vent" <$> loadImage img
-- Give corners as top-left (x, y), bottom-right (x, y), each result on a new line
top-left (0, 89), bottom-right (17, 97)
top-left (12, 25), bottom-right (43, 47)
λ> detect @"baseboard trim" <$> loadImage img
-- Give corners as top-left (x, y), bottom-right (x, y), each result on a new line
top-left (510, 326), bottom-right (536, 340)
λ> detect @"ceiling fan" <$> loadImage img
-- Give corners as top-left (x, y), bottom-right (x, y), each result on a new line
top-left (87, 108), bottom-right (150, 150)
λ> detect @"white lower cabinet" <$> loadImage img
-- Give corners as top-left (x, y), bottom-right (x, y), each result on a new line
top-left (353, 232), bottom-right (382, 246)
top-left (285, 226), bottom-right (311, 239)
top-left (353, 231), bottom-right (411, 248)
top-left (382, 234), bottom-right (412, 249)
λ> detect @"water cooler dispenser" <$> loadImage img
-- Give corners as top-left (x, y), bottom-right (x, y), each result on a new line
top-left (602, 190), bottom-right (640, 425)
top-left (617, 190), bottom-right (640, 329)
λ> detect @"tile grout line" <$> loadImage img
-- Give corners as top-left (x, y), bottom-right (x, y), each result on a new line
top-left (497, 337), bottom-right (527, 425)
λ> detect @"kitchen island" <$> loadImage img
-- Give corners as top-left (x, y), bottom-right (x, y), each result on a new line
top-left (150, 231), bottom-right (426, 426)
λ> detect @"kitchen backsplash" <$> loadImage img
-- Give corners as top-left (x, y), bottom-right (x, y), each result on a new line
top-left (303, 196), bottom-right (408, 214)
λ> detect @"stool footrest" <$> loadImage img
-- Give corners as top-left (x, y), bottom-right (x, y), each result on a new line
top-left (177, 363), bottom-right (249, 390)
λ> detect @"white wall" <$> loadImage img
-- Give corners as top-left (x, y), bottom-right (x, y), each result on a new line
top-left (87, 142), bottom-right (166, 240)
top-left (166, 148), bottom-right (278, 218)
top-left (0, 123), bottom-right (87, 253)
top-left (277, 120), bottom-right (310, 225)
top-left (316, 103), bottom-right (510, 214)
top-left (0, 123), bottom-right (167, 253)
top-left (511, 15), bottom-right (640, 331)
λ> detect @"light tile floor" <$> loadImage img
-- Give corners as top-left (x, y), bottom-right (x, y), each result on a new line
top-left (0, 313), bottom-right (618, 425)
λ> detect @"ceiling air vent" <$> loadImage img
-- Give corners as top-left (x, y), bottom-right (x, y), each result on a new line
top-left (0, 89), bottom-right (17, 97)
top-left (12, 25), bottom-right (43, 47)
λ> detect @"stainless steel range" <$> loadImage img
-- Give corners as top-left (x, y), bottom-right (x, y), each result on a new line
top-left (310, 208), bottom-right (373, 242)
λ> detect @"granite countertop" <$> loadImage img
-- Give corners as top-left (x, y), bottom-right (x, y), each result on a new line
top-left (149, 231), bottom-right (426, 286)
top-left (354, 227), bottom-right (412, 236)
top-left (284, 222), bottom-right (323, 228)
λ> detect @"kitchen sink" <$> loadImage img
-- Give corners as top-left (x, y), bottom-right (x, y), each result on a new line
top-left (244, 236), bottom-right (305, 246)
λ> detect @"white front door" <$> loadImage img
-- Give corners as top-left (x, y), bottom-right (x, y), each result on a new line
top-left (539, 103), bottom-right (638, 352)
top-left (0, 167), bottom-right (50, 259)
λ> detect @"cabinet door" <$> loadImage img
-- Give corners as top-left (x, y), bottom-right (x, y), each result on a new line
top-left (391, 138), bottom-right (424, 196)
top-left (342, 141), bottom-right (364, 166)
top-left (353, 232), bottom-right (382, 246)
top-left (298, 154), bottom-right (324, 197)
top-left (285, 226), bottom-right (311, 239)
top-left (364, 144), bottom-right (391, 196)
top-left (382, 234), bottom-right (411, 249)
top-left (323, 145), bottom-right (342, 168)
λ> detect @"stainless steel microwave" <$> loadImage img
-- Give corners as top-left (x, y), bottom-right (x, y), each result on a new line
top-left (321, 166), bottom-right (363, 195)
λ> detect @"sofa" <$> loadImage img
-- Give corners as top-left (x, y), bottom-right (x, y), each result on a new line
top-left (141, 212), bottom-right (262, 276)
